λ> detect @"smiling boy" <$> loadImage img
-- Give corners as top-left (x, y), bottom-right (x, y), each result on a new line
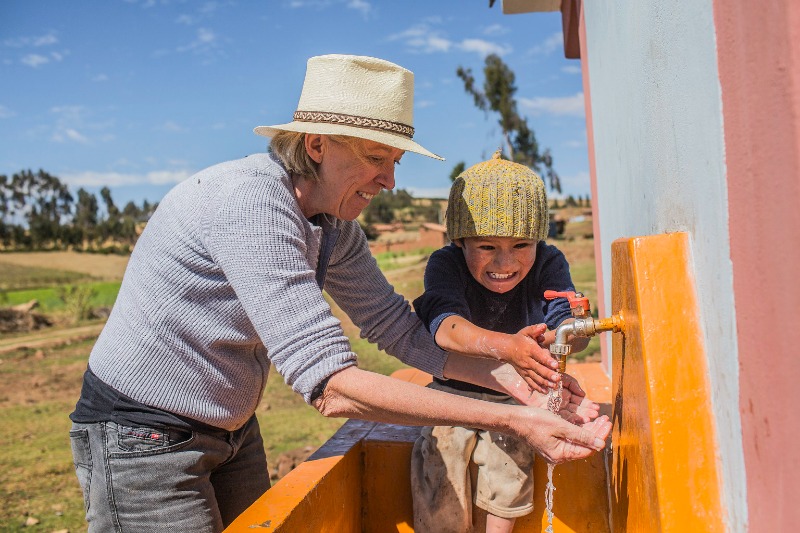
top-left (410, 151), bottom-right (589, 533)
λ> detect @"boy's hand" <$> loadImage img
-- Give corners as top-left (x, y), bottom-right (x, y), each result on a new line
top-left (506, 323), bottom-right (561, 394)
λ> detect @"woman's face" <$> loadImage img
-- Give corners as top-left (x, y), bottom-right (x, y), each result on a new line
top-left (306, 135), bottom-right (404, 221)
top-left (457, 236), bottom-right (538, 294)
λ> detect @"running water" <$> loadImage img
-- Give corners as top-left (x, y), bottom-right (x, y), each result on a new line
top-left (544, 380), bottom-right (563, 533)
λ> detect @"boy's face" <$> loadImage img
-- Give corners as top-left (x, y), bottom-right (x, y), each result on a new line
top-left (457, 236), bottom-right (538, 294)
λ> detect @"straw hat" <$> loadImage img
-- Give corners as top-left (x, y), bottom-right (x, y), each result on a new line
top-left (254, 54), bottom-right (442, 160)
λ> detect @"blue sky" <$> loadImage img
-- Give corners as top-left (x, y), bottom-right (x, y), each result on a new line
top-left (0, 0), bottom-right (589, 208)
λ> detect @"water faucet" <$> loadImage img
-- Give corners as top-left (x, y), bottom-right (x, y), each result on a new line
top-left (544, 290), bottom-right (625, 373)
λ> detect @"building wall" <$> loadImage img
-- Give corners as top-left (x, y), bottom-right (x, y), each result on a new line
top-left (713, 2), bottom-right (800, 530)
top-left (581, 1), bottom-right (746, 529)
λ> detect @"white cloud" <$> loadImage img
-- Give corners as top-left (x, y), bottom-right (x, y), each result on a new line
top-left (0, 105), bottom-right (15, 118)
top-left (21, 54), bottom-right (49, 68)
top-left (288, 0), bottom-right (370, 13)
top-left (20, 50), bottom-right (66, 68)
top-left (4, 32), bottom-right (58, 48)
top-left (60, 169), bottom-right (192, 187)
top-left (416, 100), bottom-right (434, 109)
top-left (176, 2), bottom-right (221, 25)
top-left (176, 13), bottom-right (197, 25)
top-left (389, 25), bottom-right (509, 57)
top-left (389, 25), bottom-right (452, 53)
top-left (124, 0), bottom-right (158, 8)
top-left (483, 24), bottom-right (509, 36)
top-left (64, 129), bottom-right (90, 143)
top-left (92, 73), bottom-right (109, 82)
top-left (288, 0), bottom-right (333, 7)
top-left (34, 34), bottom-right (58, 46)
top-left (519, 92), bottom-right (585, 117)
top-left (7, 32), bottom-right (66, 68)
top-left (48, 105), bottom-right (115, 144)
top-left (175, 27), bottom-right (222, 63)
top-left (459, 39), bottom-right (511, 57)
top-left (347, 0), bottom-right (372, 17)
top-left (561, 64), bottom-right (581, 75)
top-left (529, 32), bottom-right (563, 56)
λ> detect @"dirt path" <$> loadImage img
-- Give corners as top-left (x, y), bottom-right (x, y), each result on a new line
top-left (0, 323), bottom-right (104, 354)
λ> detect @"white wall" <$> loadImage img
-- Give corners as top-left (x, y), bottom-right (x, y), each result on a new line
top-left (582, 1), bottom-right (746, 530)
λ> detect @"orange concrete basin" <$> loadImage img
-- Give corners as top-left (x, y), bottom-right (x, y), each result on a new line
top-left (224, 231), bottom-right (727, 532)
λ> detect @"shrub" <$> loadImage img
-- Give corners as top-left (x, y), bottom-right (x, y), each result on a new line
top-left (56, 285), bottom-right (97, 324)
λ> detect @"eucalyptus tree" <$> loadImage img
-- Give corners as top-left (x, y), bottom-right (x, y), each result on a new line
top-left (457, 54), bottom-right (561, 193)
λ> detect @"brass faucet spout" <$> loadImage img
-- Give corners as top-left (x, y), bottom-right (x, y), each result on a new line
top-left (549, 313), bottom-right (625, 374)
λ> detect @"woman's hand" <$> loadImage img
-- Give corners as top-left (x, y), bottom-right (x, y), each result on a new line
top-left (484, 365), bottom-right (599, 422)
top-left (513, 408), bottom-right (611, 464)
top-left (318, 365), bottom-right (610, 465)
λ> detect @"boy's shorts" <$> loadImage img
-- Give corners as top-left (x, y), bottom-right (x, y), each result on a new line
top-left (410, 387), bottom-right (535, 532)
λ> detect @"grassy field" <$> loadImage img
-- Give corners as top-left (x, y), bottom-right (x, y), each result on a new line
top-left (0, 234), bottom-right (599, 531)
top-left (2, 281), bottom-right (122, 314)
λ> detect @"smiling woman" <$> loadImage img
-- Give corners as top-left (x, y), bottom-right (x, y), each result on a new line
top-left (278, 133), bottom-right (403, 221)
top-left (66, 53), bottom-right (610, 533)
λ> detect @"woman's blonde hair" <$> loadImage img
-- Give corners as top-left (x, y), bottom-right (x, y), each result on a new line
top-left (269, 131), bottom-right (370, 182)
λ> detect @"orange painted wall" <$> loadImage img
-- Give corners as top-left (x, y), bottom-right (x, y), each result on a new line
top-left (610, 232), bottom-right (724, 531)
top-left (712, 2), bottom-right (800, 529)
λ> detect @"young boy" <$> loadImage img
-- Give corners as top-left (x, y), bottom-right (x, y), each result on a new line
top-left (410, 151), bottom-right (590, 533)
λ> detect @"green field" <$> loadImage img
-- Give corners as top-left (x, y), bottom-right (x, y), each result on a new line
top-left (2, 281), bottom-right (122, 313)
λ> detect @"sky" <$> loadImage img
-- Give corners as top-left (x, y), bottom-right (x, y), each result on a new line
top-left (0, 0), bottom-right (590, 209)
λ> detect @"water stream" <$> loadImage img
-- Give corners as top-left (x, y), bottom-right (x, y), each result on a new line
top-left (544, 381), bottom-right (563, 533)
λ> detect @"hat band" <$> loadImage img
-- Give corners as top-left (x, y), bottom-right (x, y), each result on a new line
top-left (293, 110), bottom-right (414, 139)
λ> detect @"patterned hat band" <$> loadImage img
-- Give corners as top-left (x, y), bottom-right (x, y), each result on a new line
top-left (293, 110), bottom-right (415, 139)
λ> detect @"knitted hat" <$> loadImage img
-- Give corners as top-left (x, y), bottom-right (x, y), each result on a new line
top-left (446, 150), bottom-right (549, 241)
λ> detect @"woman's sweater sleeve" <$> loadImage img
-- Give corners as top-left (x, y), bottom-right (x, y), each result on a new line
top-left (322, 220), bottom-right (447, 379)
top-left (206, 179), bottom-right (357, 404)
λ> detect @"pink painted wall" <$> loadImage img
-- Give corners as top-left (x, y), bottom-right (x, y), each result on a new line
top-left (713, 2), bottom-right (800, 529)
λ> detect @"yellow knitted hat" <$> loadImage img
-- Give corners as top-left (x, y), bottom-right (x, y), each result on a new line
top-left (446, 150), bottom-right (549, 241)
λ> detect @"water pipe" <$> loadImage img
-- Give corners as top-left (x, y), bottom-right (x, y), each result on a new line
top-left (544, 290), bottom-right (625, 373)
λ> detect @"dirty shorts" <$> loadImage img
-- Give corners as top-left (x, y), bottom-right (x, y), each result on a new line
top-left (410, 386), bottom-right (535, 532)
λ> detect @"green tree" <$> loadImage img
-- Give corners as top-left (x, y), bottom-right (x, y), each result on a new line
top-left (457, 54), bottom-right (561, 193)
top-left (363, 189), bottom-right (411, 224)
top-left (449, 161), bottom-right (466, 183)
top-left (99, 186), bottom-right (125, 242)
top-left (73, 188), bottom-right (99, 243)
top-left (0, 174), bottom-right (11, 246)
top-left (8, 169), bottom-right (73, 248)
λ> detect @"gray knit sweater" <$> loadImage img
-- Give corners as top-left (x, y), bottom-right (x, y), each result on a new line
top-left (89, 152), bottom-right (446, 431)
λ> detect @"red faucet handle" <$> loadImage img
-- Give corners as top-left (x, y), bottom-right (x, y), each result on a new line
top-left (544, 290), bottom-right (591, 314)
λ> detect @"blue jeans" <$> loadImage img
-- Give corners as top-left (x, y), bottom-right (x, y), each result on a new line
top-left (69, 415), bottom-right (270, 532)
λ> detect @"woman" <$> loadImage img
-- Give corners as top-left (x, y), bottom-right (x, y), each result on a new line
top-left (69, 54), bottom-right (610, 532)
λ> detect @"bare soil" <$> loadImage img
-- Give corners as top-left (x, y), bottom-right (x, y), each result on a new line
top-left (0, 251), bottom-right (130, 280)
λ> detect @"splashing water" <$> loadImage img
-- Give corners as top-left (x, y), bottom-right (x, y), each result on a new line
top-left (544, 380), bottom-right (563, 533)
